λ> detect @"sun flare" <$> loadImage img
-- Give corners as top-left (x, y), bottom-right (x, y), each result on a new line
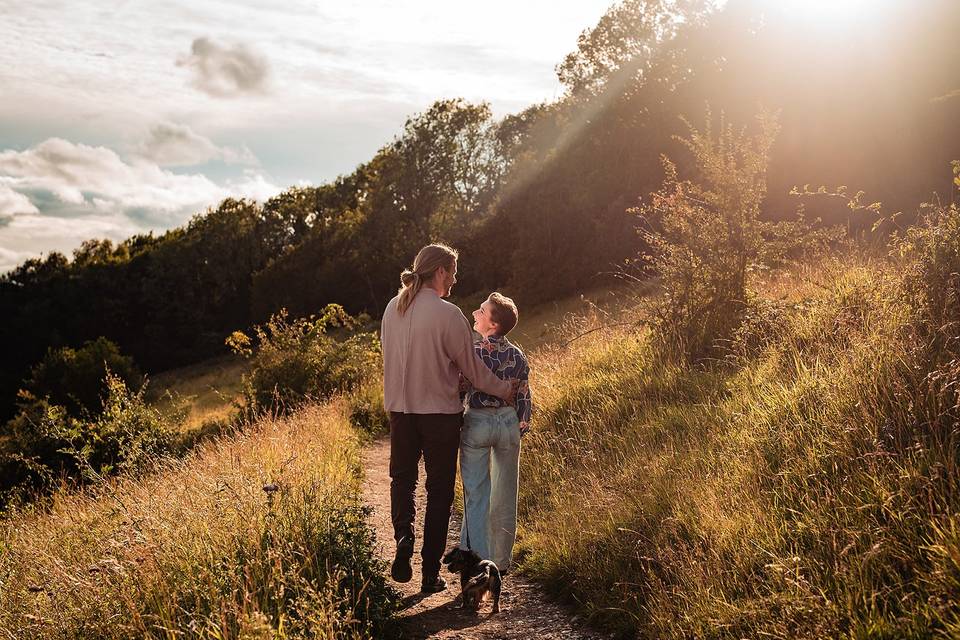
top-left (777, 0), bottom-right (888, 23)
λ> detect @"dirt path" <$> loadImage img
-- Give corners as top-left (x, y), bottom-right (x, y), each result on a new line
top-left (362, 436), bottom-right (612, 640)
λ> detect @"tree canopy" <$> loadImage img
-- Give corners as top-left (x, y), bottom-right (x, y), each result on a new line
top-left (2, 0), bottom-right (958, 422)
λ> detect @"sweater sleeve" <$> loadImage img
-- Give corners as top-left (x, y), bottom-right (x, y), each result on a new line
top-left (446, 312), bottom-right (512, 400)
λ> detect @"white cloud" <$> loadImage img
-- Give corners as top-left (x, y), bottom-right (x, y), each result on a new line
top-left (0, 138), bottom-right (226, 218)
top-left (0, 182), bottom-right (39, 218)
top-left (0, 137), bottom-right (283, 272)
top-left (0, 1), bottom-right (613, 139)
top-left (137, 121), bottom-right (258, 167)
top-left (0, 213), bottom-right (140, 273)
top-left (0, 245), bottom-right (39, 272)
top-left (228, 172), bottom-right (284, 202)
top-left (176, 37), bottom-right (271, 97)
top-left (0, 0), bottom-right (615, 271)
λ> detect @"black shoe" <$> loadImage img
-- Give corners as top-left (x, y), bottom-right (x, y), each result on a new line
top-left (391, 537), bottom-right (414, 583)
top-left (420, 574), bottom-right (447, 593)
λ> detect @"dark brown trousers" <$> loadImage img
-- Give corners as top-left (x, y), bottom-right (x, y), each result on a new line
top-left (389, 411), bottom-right (463, 577)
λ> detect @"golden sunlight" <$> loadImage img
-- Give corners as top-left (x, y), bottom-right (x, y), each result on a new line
top-left (777, 0), bottom-right (889, 24)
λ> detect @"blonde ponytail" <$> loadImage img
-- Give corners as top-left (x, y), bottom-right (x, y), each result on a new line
top-left (397, 244), bottom-right (458, 315)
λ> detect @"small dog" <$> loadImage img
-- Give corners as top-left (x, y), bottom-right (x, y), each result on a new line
top-left (441, 547), bottom-right (502, 613)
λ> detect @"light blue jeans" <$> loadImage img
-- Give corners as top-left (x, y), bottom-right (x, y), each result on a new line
top-left (459, 406), bottom-right (521, 571)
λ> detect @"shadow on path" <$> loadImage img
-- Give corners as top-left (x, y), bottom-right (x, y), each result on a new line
top-left (362, 435), bottom-right (613, 639)
top-left (399, 599), bottom-right (486, 639)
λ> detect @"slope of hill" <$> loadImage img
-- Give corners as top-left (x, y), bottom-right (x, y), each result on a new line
top-left (515, 255), bottom-right (960, 638)
top-left (0, 401), bottom-right (398, 638)
top-left (145, 354), bottom-right (249, 432)
top-left (5, 241), bottom-right (960, 638)
top-left (0, 286), bottom-right (631, 639)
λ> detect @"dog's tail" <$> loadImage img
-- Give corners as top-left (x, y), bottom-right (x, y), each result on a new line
top-left (489, 568), bottom-right (502, 614)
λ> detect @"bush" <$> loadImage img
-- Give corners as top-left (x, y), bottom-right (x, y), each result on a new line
top-left (24, 336), bottom-right (143, 417)
top-left (727, 294), bottom-right (798, 360)
top-left (230, 305), bottom-right (382, 419)
top-left (896, 187), bottom-right (960, 358)
top-left (2, 372), bottom-right (174, 498)
top-left (636, 109), bottom-right (838, 362)
top-left (346, 380), bottom-right (389, 437)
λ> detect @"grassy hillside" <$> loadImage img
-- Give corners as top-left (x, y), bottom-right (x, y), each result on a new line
top-left (0, 284), bottom-right (631, 639)
top-left (145, 354), bottom-right (249, 433)
top-left (0, 400), bottom-right (398, 639)
top-left (139, 286), bottom-right (631, 438)
top-left (515, 255), bottom-right (960, 638)
top-left (7, 237), bottom-right (959, 639)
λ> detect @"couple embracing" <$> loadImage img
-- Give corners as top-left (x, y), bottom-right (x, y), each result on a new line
top-left (381, 243), bottom-right (531, 593)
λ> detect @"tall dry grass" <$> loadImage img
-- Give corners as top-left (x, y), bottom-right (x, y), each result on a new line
top-left (0, 400), bottom-right (398, 639)
top-left (146, 355), bottom-right (248, 433)
top-left (517, 255), bottom-right (960, 638)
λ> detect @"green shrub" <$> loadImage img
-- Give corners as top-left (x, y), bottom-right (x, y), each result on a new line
top-left (636, 109), bottom-right (838, 362)
top-left (727, 294), bottom-right (799, 360)
top-left (346, 379), bottom-right (389, 437)
top-left (24, 336), bottom-right (143, 416)
top-left (231, 305), bottom-right (382, 419)
top-left (896, 190), bottom-right (960, 358)
top-left (2, 372), bottom-right (173, 498)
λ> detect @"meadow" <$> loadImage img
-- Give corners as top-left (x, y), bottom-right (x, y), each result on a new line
top-left (517, 252), bottom-right (960, 638)
top-left (0, 400), bottom-right (398, 639)
top-left (4, 240), bottom-right (960, 638)
top-left (145, 354), bottom-right (249, 433)
top-left (2, 1), bottom-right (958, 637)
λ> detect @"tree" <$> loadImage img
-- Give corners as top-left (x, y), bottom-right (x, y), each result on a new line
top-left (258, 186), bottom-right (318, 258)
top-left (557, 0), bottom-right (712, 100)
top-left (337, 99), bottom-right (508, 309)
top-left (251, 169), bottom-right (373, 320)
top-left (380, 98), bottom-right (504, 238)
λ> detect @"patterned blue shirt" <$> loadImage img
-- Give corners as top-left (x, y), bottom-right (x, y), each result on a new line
top-left (463, 334), bottom-right (532, 434)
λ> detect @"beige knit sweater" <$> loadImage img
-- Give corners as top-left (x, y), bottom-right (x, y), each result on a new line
top-left (381, 288), bottom-right (512, 414)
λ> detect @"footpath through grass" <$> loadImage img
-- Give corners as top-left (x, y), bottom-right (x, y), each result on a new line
top-left (0, 400), bottom-right (399, 639)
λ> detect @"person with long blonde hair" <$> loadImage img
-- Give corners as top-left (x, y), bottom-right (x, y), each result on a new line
top-left (381, 243), bottom-right (516, 593)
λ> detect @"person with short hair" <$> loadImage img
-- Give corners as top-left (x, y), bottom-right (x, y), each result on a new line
top-left (458, 291), bottom-right (531, 575)
top-left (381, 245), bottom-right (517, 593)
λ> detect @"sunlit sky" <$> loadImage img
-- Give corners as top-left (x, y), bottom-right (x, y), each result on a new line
top-left (0, 0), bottom-right (613, 272)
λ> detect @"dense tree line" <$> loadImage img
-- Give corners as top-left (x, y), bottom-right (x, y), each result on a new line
top-left (2, 0), bottom-right (959, 423)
